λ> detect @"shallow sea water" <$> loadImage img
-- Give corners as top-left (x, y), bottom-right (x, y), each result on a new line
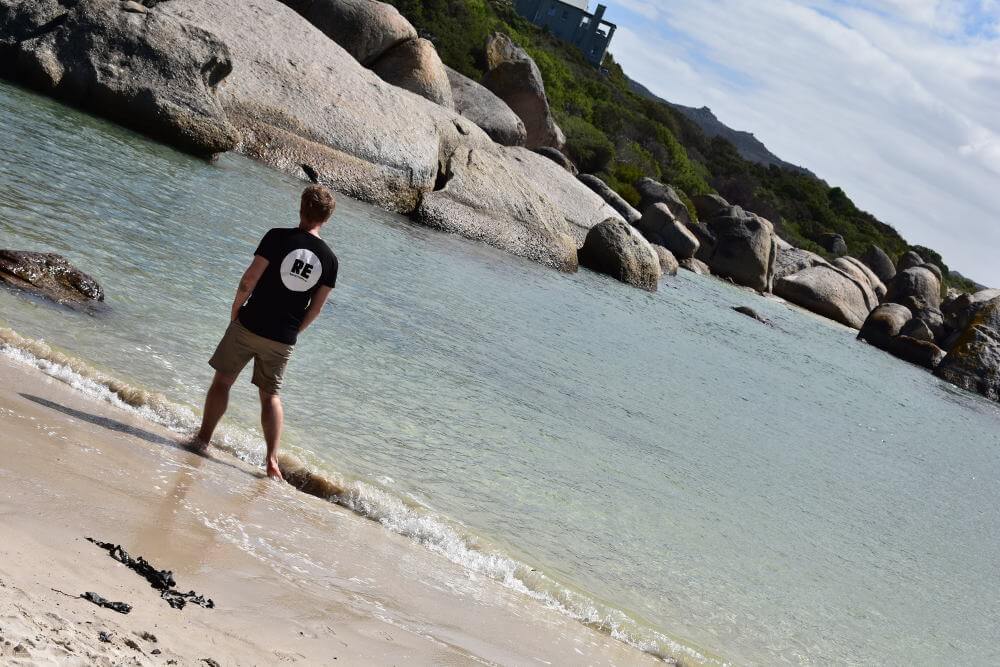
top-left (2, 80), bottom-right (1000, 665)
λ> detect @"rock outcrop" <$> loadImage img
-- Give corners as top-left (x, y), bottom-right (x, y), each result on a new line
top-left (447, 66), bottom-right (526, 146)
top-left (577, 218), bottom-right (660, 291)
top-left (372, 38), bottom-right (454, 109)
top-left (578, 175), bottom-right (641, 224)
top-left (942, 288), bottom-right (1000, 333)
top-left (0, 250), bottom-right (104, 307)
top-left (858, 303), bottom-right (912, 349)
top-left (860, 245), bottom-right (896, 284)
top-left (899, 317), bottom-right (934, 342)
top-left (936, 297), bottom-right (1000, 402)
top-left (0, 0), bottom-right (240, 155)
top-left (276, 0), bottom-right (416, 66)
top-left (775, 264), bottom-right (877, 328)
top-left (702, 206), bottom-right (776, 292)
top-left (635, 178), bottom-right (692, 226)
top-left (635, 204), bottom-right (699, 260)
top-left (481, 32), bottom-right (563, 150)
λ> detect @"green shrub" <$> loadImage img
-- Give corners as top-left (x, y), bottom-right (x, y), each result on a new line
top-left (558, 115), bottom-right (615, 173)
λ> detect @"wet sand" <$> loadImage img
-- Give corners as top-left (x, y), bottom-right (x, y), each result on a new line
top-left (0, 354), bottom-right (664, 665)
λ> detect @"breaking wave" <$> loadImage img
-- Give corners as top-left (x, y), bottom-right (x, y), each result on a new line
top-left (0, 325), bottom-right (719, 665)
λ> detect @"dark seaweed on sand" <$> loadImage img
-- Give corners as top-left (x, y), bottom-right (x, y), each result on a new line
top-left (87, 538), bottom-right (215, 610)
top-left (81, 591), bottom-right (132, 614)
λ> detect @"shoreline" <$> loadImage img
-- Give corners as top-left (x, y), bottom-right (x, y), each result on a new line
top-left (0, 338), bottom-right (696, 665)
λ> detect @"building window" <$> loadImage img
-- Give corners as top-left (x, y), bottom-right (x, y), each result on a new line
top-left (547, 6), bottom-right (556, 15)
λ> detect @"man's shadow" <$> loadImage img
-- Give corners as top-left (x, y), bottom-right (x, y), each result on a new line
top-left (18, 393), bottom-right (260, 478)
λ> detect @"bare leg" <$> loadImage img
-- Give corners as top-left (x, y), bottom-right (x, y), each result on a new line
top-left (259, 388), bottom-right (284, 481)
top-left (193, 371), bottom-right (237, 449)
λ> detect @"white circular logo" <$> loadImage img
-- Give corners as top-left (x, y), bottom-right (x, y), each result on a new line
top-left (279, 248), bottom-right (321, 292)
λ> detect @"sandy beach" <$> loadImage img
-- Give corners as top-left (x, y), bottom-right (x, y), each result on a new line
top-left (0, 353), bottom-right (663, 666)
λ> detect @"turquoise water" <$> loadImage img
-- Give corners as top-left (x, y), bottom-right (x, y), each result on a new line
top-left (3, 80), bottom-right (1000, 665)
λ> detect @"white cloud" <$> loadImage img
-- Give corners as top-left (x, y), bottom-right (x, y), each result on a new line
top-left (608, 0), bottom-right (1000, 285)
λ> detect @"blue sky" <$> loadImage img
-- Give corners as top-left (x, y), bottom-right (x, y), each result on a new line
top-left (603, 0), bottom-right (1000, 286)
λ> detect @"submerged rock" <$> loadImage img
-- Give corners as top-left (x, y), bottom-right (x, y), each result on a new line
top-left (578, 174), bottom-right (641, 224)
top-left (577, 218), bottom-right (660, 291)
top-left (481, 33), bottom-right (563, 150)
top-left (0, 250), bottom-right (104, 306)
top-left (372, 38), bottom-right (454, 109)
top-left (732, 305), bottom-right (773, 326)
top-left (935, 297), bottom-right (1000, 402)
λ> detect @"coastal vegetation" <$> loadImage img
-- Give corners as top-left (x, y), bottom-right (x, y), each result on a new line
top-left (385, 0), bottom-right (978, 292)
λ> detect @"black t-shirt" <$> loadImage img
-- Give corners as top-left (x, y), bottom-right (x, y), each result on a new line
top-left (238, 228), bottom-right (338, 345)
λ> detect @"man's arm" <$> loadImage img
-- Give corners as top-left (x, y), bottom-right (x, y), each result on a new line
top-left (231, 256), bottom-right (269, 321)
top-left (299, 285), bottom-right (333, 333)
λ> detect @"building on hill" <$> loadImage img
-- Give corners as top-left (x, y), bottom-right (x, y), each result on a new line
top-left (514, 0), bottom-right (617, 67)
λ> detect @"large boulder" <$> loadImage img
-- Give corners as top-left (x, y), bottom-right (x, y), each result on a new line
top-left (577, 218), bottom-right (660, 291)
top-left (481, 32), bottom-right (562, 150)
top-left (635, 204), bottom-right (699, 260)
top-left (578, 174), bottom-right (640, 224)
top-left (372, 38), bottom-right (453, 109)
top-left (858, 303), bottom-right (913, 350)
top-left (888, 336), bottom-right (946, 369)
top-left (652, 245), bottom-right (679, 277)
top-left (0, 250), bottom-right (104, 306)
top-left (635, 178), bottom-right (692, 226)
top-left (0, 0), bottom-right (240, 155)
top-left (276, 0), bottom-right (416, 66)
top-left (935, 297), bottom-right (1000, 402)
top-left (415, 145), bottom-right (622, 271)
top-left (860, 245), bottom-right (896, 284)
top-left (773, 247), bottom-right (829, 282)
top-left (886, 266), bottom-right (942, 311)
top-left (702, 206), bottom-right (776, 292)
top-left (897, 250), bottom-right (924, 272)
top-left (834, 257), bottom-right (887, 301)
top-left (899, 318), bottom-right (934, 342)
top-left (692, 193), bottom-right (730, 221)
top-left (679, 257), bottom-right (711, 275)
top-left (447, 66), bottom-right (526, 146)
top-left (533, 146), bottom-right (576, 174)
top-left (775, 264), bottom-right (878, 328)
top-left (818, 233), bottom-right (848, 256)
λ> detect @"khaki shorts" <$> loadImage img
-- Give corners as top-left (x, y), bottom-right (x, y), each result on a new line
top-left (209, 321), bottom-right (293, 395)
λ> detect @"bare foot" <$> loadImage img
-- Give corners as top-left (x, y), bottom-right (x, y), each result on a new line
top-left (266, 457), bottom-right (284, 481)
top-left (184, 435), bottom-right (210, 454)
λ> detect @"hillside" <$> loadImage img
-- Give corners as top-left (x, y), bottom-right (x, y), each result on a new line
top-left (385, 0), bottom-right (978, 291)
top-left (626, 77), bottom-right (814, 176)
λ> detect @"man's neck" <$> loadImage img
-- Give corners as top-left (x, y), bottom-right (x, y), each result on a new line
top-left (298, 223), bottom-right (322, 237)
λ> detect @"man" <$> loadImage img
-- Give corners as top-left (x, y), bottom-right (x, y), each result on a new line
top-left (192, 184), bottom-right (339, 480)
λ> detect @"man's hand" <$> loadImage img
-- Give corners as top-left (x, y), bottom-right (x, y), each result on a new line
top-left (231, 256), bottom-right (269, 322)
top-left (299, 285), bottom-right (333, 333)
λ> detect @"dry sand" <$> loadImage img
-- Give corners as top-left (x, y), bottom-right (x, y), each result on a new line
top-left (0, 354), bottom-right (664, 666)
